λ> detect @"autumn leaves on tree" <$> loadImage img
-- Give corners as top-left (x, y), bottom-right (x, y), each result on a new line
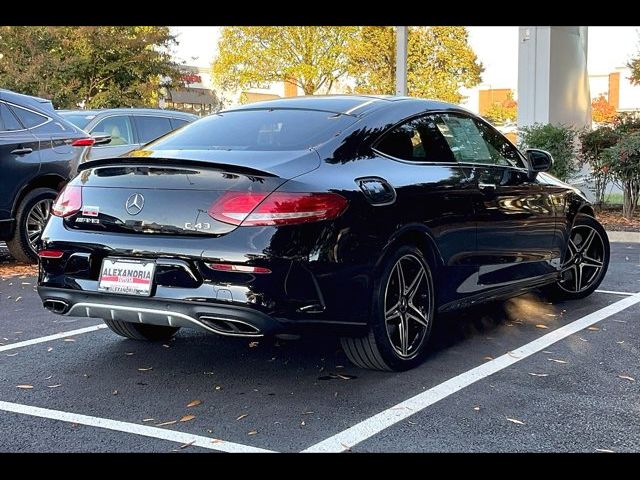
top-left (212, 26), bottom-right (484, 102)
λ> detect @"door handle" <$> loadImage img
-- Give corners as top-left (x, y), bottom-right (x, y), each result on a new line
top-left (11, 147), bottom-right (33, 155)
top-left (478, 183), bottom-right (497, 191)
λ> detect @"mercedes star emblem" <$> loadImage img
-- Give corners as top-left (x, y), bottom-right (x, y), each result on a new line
top-left (125, 193), bottom-right (145, 215)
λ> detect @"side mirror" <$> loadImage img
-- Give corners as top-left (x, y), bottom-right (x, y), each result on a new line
top-left (525, 148), bottom-right (554, 179)
top-left (91, 132), bottom-right (112, 146)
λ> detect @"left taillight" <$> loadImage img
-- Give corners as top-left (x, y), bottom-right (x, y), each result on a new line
top-left (52, 185), bottom-right (82, 217)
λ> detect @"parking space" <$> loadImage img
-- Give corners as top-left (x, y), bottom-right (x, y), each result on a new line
top-left (0, 242), bottom-right (638, 452)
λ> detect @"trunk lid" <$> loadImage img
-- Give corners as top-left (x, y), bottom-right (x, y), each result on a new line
top-left (68, 151), bottom-right (318, 236)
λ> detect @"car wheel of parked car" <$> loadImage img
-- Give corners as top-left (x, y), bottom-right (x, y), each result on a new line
top-left (341, 245), bottom-right (435, 371)
top-left (6, 188), bottom-right (58, 263)
top-left (544, 214), bottom-right (610, 300)
top-left (102, 319), bottom-right (180, 341)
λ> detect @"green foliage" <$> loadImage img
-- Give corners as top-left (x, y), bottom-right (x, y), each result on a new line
top-left (346, 26), bottom-right (483, 103)
top-left (629, 34), bottom-right (640, 85)
top-left (483, 92), bottom-right (517, 125)
top-left (212, 27), bottom-right (358, 95)
top-left (0, 26), bottom-right (183, 108)
top-left (603, 132), bottom-right (640, 218)
top-left (518, 123), bottom-right (578, 181)
top-left (578, 126), bottom-right (620, 207)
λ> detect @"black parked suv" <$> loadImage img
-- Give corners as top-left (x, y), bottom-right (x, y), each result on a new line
top-left (0, 89), bottom-right (92, 262)
top-left (58, 108), bottom-right (198, 162)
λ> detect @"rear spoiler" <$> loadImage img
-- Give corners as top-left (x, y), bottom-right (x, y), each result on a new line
top-left (77, 157), bottom-right (276, 178)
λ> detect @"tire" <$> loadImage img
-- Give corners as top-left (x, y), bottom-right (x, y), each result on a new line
top-left (102, 319), bottom-right (180, 341)
top-left (341, 245), bottom-right (435, 371)
top-left (6, 187), bottom-right (58, 263)
top-left (543, 214), bottom-right (610, 301)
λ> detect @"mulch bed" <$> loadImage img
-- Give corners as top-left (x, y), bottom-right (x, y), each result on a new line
top-left (596, 207), bottom-right (640, 232)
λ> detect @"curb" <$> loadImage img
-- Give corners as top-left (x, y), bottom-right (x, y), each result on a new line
top-left (607, 231), bottom-right (640, 243)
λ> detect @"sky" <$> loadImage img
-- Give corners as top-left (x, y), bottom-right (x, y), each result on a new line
top-left (170, 26), bottom-right (640, 89)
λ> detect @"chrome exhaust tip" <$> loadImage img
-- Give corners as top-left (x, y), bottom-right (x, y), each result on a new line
top-left (198, 316), bottom-right (262, 337)
top-left (43, 299), bottom-right (70, 315)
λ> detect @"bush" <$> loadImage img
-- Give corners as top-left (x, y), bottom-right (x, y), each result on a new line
top-left (518, 123), bottom-right (578, 181)
top-left (603, 132), bottom-right (640, 219)
top-left (578, 126), bottom-right (620, 208)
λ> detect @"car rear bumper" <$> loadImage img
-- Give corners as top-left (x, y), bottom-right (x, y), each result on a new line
top-left (38, 286), bottom-right (284, 337)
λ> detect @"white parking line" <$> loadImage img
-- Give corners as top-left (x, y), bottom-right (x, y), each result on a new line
top-left (595, 289), bottom-right (636, 296)
top-left (303, 292), bottom-right (640, 452)
top-left (0, 400), bottom-right (273, 453)
top-left (0, 324), bottom-right (107, 353)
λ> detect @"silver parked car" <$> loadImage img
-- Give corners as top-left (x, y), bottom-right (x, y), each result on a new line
top-left (58, 108), bottom-right (198, 161)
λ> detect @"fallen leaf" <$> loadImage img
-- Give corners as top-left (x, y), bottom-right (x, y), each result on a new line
top-left (125, 352), bottom-right (135, 356)
top-left (249, 341), bottom-right (259, 348)
top-left (15, 296), bottom-right (22, 302)
top-left (506, 417), bottom-right (525, 425)
top-left (300, 421), bottom-right (306, 426)
top-left (112, 390), bottom-right (118, 395)
top-left (180, 414), bottom-right (195, 422)
top-left (5, 353), bottom-right (18, 357)
top-left (162, 344), bottom-right (170, 348)
top-left (236, 414), bottom-right (248, 421)
top-left (16, 385), bottom-right (33, 389)
top-left (179, 440), bottom-right (195, 450)
top-left (203, 371), bottom-right (215, 375)
top-left (211, 439), bottom-right (223, 444)
top-left (578, 337), bottom-right (588, 342)
top-left (595, 448), bottom-right (614, 453)
top-left (138, 367), bottom-right (153, 372)
top-left (542, 350), bottom-right (553, 354)
top-left (528, 373), bottom-right (549, 377)
top-left (336, 373), bottom-right (356, 380)
top-left (187, 399), bottom-right (202, 408)
top-left (612, 319), bottom-right (627, 323)
top-left (155, 420), bottom-right (177, 427)
top-left (142, 418), bottom-right (155, 422)
top-left (63, 338), bottom-right (76, 342)
top-left (47, 384), bottom-right (62, 388)
top-left (302, 411), bottom-right (314, 415)
top-left (47, 347), bottom-right (53, 352)
top-left (473, 406), bottom-right (480, 411)
top-left (618, 375), bottom-right (636, 382)
top-left (45, 375), bottom-right (53, 380)
top-left (215, 385), bottom-right (222, 390)
top-left (407, 420), bottom-right (417, 425)
top-left (247, 430), bottom-right (258, 436)
top-left (335, 365), bottom-right (344, 369)
top-left (548, 358), bottom-right (567, 364)
top-left (483, 356), bottom-right (494, 361)
top-left (617, 341), bottom-right (625, 344)
top-left (545, 313), bottom-right (556, 317)
top-left (535, 324), bottom-right (549, 329)
top-left (587, 326), bottom-right (600, 331)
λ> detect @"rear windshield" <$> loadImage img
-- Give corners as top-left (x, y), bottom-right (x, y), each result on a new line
top-left (58, 112), bottom-right (95, 129)
top-left (146, 109), bottom-right (357, 151)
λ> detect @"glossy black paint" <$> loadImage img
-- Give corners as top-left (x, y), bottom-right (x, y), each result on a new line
top-left (0, 89), bottom-right (90, 239)
top-left (38, 95), bottom-right (594, 336)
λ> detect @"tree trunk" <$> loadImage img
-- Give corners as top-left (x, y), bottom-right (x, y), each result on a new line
top-left (622, 180), bottom-right (639, 220)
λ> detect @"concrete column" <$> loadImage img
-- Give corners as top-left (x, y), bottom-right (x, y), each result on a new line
top-left (396, 26), bottom-right (408, 96)
top-left (517, 26), bottom-right (591, 129)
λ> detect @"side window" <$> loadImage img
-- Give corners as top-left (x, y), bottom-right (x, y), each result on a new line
top-left (170, 118), bottom-right (189, 129)
top-left (10, 105), bottom-right (48, 128)
top-left (134, 116), bottom-right (173, 144)
top-left (375, 114), bottom-right (455, 163)
top-left (436, 113), bottom-right (524, 168)
top-left (91, 116), bottom-right (134, 147)
top-left (0, 103), bottom-right (23, 131)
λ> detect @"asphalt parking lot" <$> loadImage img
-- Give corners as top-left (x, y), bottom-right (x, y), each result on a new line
top-left (1, 241), bottom-right (639, 453)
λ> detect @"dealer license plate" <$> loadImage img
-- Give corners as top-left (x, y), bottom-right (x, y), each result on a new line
top-left (98, 258), bottom-right (156, 296)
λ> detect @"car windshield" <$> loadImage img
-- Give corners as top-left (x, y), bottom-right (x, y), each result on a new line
top-left (58, 112), bottom-right (96, 130)
top-left (146, 108), bottom-right (357, 152)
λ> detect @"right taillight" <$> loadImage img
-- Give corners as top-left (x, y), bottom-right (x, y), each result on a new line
top-left (208, 191), bottom-right (348, 226)
top-left (51, 185), bottom-right (82, 217)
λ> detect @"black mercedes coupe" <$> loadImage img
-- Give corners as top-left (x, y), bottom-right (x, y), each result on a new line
top-left (37, 95), bottom-right (610, 371)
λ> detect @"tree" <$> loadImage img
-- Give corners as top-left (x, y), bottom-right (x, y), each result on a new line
top-left (591, 95), bottom-right (617, 124)
top-left (0, 26), bottom-right (183, 108)
top-left (483, 92), bottom-right (517, 125)
top-left (346, 26), bottom-right (483, 103)
top-left (518, 123), bottom-right (578, 181)
top-left (578, 126), bottom-right (620, 208)
top-left (629, 36), bottom-right (640, 85)
top-left (603, 132), bottom-right (640, 219)
top-left (212, 27), bottom-right (358, 96)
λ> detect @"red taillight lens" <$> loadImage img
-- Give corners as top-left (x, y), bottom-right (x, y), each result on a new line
top-left (208, 192), bottom-right (348, 226)
top-left (207, 263), bottom-right (271, 274)
top-left (38, 249), bottom-right (64, 259)
top-left (71, 138), bottom-right (95, 147)
top-left (51, 185), bottom-right (82, 217)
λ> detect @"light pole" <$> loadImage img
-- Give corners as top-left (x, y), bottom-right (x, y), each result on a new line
top-left (396, 26), bottom-right (408, 96)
